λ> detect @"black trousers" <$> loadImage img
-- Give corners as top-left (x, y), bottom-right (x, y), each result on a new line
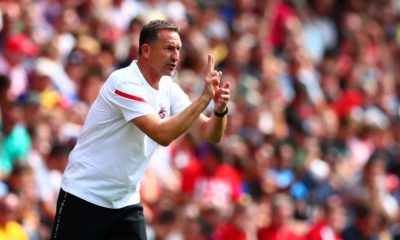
top-left (51, 188), bottom-right (147, 240)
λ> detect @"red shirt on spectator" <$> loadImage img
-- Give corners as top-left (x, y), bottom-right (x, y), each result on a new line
top-left (306, 221), bottom-right (343, 240)
top-left (257, 225), bottom-right (304, 240)
top-left (331, 88), bottom-right (364, 118)
top-left (181, 159), bottom-right (242, 208)
top-left (181, 157), bottom-right (202, 193)
top-left (213, 223), bottom-right (246, 240)
top-left (268, 3), bottom-right (296, 49)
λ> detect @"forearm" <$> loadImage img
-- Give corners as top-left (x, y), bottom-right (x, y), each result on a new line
top-left (197, 111), bottom-right (227, 143)
top-left (133, 54), bottom-right (225, 146)
top-left (156, 95), bottom-right (212, 145)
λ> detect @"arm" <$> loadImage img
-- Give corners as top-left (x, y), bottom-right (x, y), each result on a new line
top-left (132, 95), bottom-right (212, 146)
top-left (193, 112), bottom-right (227, 143)
top-left (132, 54), bottom-right (221, 146)
top-left (192, 81), bottom-right (230, 142)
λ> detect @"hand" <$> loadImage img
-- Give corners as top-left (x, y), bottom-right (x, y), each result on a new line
top-left (213, 79), bottom-right (230, 113)
top-left (203, 54), bottom-right (222, 100)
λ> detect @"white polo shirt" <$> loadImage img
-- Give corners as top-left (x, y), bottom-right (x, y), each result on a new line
top-left (61, 61), bottom-right (191, 208)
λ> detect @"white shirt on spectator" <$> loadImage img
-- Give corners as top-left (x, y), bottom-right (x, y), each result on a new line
top-left (0, 56), bottom-right (28, 99)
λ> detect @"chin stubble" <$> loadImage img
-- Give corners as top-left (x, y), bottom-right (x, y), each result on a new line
top-left (171, 70), bottom-right (177, 79)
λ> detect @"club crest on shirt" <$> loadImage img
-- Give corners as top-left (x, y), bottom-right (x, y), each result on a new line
top-left (158, 106), bottom-right (167, 119)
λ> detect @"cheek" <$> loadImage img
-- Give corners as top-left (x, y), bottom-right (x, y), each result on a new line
top-left (152, 53), bottom-right (166, 65)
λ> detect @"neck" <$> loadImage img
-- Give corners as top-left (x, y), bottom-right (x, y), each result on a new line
top-left (137, 58), bottom-right (160, 90)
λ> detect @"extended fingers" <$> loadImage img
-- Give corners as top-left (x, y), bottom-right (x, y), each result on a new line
top-left (211, 70), bottom-right (222, 86)
top-left (222, 81), bottom-right (229, 89)
top-left (214, 81), bottom-right (230, 102)
top-left (206, 54), bottom-right (215, 75)
top-left (219, 87), bottom-right (230, 98)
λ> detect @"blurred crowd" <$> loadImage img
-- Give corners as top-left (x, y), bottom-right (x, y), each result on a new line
top-left (1, 0), bottom-right (400, 239)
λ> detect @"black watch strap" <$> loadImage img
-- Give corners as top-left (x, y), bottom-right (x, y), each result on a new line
top-left (214, 107), bottom-right (228, 117)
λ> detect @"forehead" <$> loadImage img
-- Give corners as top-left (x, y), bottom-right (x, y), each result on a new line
top-left (157, 29), bottom-right (181, 46)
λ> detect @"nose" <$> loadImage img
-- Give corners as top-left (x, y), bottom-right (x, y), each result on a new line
top-left (171, 49), bottom-right (179, 62)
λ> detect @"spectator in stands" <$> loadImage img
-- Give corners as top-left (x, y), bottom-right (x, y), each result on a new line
top-left (0, 192), bottom-right (28, 240)
top-left (181, 143), bottom-right (242, 212)
top-left (0, 102), bottom-right (31, 178)
top-left (0, 34), bottom-right (37, 100)
top-left (306, 195), bottom-right (346, 240)
top-left (342, 200), bottom-right (380, 240)
top-left (344, 153), bottom-right (399, 221)
top-left (257, 193), bottom-right (304, 240)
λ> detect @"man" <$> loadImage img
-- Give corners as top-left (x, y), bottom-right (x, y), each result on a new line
top-left (306, 195), bottom-right (346, 240)
top-left (0, 34), bottom-right (38, 100)
top-left (51, 20), bottom-right (230, 240)
top-left (180, 143), bottom-right (242, 210)
top-left (342, 200), bottom-right (379, 240)
top-left (257, 193), bottom-right (304, 240)
top-left (0, 192), bottom-right (29, 240)
top-left (0, 102), bottom-right (31, 178)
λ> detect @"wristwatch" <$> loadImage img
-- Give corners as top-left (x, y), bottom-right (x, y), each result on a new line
top-left (214, 107), bottom-right (228, 117)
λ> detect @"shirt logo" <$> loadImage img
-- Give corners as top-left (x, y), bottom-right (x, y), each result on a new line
top-left (158, 106), bottom-right (167, 119)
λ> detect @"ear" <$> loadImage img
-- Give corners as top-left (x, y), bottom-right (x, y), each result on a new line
top-left (141, 43), bottom-right (151, 58)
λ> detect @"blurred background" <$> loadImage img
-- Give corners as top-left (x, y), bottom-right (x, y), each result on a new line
top-left (0, 0), bottom-right (400, 239)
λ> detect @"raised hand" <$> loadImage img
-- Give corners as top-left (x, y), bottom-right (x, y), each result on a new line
top-left (213, 79), bottom-right (230, 113)
top-left (203, 54), bottom-right (222, 100)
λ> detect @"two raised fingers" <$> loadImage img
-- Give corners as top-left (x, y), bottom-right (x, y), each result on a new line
top-left (206, 54), bottom-right (215, 74)
top-left (206, 54), bottom-right (222, 86)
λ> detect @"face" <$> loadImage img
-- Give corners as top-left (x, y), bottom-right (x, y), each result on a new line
top-left (271, 203), bottom-right (293, 227)
top-left (328, 206), bottom-right (347, 232)
top-left (147, 29), bottom-right (181, 77)
top-left (0, 193), bottom-right (20, 224)
top-left (2, 105), bottom-right (21, 134)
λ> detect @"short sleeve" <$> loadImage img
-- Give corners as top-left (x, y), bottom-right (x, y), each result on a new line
top-left (169, 81), bottom-right (191, 115)
top-left (108, 77), bottom-right (154, 122)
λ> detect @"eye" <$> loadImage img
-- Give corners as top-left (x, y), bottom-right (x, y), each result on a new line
top-left (166, 46), bottom-right (181, 52)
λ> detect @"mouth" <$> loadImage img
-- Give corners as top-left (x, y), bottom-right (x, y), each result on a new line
top-left (167, 63), bottom-right (177, 71)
